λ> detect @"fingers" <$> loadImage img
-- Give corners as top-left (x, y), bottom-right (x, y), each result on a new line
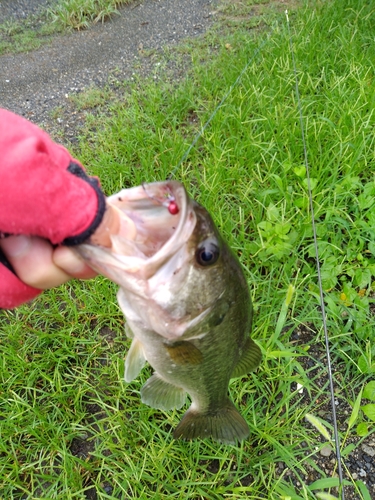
top-left (0, 235), bottom-right (96, 290)
top-left (52, 245), bottom-right (97, 279)
top-left (0, 204), bottom-right (134, 291)
top-left (0, 235), bottom-right (70, 289)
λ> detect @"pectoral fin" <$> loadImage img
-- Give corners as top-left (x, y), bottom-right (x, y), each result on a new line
top-left (231, 337), bottom-right (261, 378)
top-left (141, 373), bottom-right (186, 411)
top-left (125, 322), bottom-right (134, 339)
top-left (124, 338), bottom-right (146, 382)
top-left (164, 340), bottom-right (203, 365)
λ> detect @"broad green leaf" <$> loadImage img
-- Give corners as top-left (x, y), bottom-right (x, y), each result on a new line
top-left (266, 203), bottom-right (279, 221)
top-left (368, 241), bottom-right (375, 257)
top-left (348, 387), bottom-right (363, 429)
top-left (305, 413), bottom-right (332, 441)
top-left (302, 177), bottom-right (317, 190)
top-left (356, 422), bottom-right (370, 436)
top-left (309, 478), bottom-right (351, 490)
top-left (274, 482), bottom-right (304, 500)
top-left (342, 443), bottom-right (356, 456)
top-left (354, 268), bottom-right (372, 289)
top-left (358, 355), bottom-right (375, 374)
top-left (294, 196), bottom-right (308, 209)
top-left (308, 478), bottom-right (340, 490)
top-left (293, 165), bottom-right (306, 178)
top-left (363, 381), bottom-right (375, 401)
top-left (361, 404), bottom-right (375, 421)
top-left (358, 355), bottom-right (368, 373)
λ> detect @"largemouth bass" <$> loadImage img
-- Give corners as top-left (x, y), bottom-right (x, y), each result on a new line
top-left (77, 181), bottom-right (261, 444)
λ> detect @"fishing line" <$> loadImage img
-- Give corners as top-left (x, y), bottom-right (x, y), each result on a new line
top-left (168, 14), bottom-right (345, 494)
top-left (285, 10), bottom-right (345, 498)
top-left (168, 39), bottom-right (267, 180)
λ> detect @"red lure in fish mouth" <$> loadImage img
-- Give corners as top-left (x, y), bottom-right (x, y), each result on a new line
top-left (167, 200), bottom-right (179, 215)
top-left (142, 182), bottom-right (179, 215)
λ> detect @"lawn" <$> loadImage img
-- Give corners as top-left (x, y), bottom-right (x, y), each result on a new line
top-left (1, 0), bottom-right (375, 498)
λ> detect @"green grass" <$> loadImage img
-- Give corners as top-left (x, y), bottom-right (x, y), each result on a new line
top-left (2, 0), bottom-right (375, 498)
top-left (0, 12), bottom-right (63, 55)
top-left (48, 0), bottom-right (132, 30)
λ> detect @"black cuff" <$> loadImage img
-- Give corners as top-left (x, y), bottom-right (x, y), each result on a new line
top-left (0, 245), bottom-right (16, 275)
top-left (62, 162), bottom-right (106, 246)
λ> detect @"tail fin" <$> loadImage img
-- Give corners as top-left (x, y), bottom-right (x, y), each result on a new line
top-left (173, 399), bottom-right (249, 444)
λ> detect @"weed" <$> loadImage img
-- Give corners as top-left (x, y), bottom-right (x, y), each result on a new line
top-left (69, 85), bottom-right (116, 110)
top-left (0, 20), bottom-right (23, 36)
top-left (48, 0), bottom-right (131, 30)
top-left (0, 10), bottom-right (63, 56)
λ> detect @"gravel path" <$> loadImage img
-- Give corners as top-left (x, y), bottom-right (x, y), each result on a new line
top-left (0, 0), bottom-right (216, 132)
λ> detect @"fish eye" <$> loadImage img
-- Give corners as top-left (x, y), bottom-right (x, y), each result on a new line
top-left (195, 239), bottom-right (220, 267)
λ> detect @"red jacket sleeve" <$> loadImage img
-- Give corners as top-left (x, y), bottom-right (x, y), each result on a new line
top-left (0, 108), bottom-right (106, 309)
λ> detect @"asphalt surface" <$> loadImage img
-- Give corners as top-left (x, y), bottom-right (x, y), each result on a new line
top-left (0, 0), bottom-right (56, 23)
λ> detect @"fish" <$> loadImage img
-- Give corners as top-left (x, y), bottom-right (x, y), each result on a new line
top-left (76, 180), bottom-right (261, 444)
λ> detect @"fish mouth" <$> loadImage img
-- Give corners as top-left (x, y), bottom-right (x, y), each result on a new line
top-left (108, 180), bottom-right (190, 256)
top-left (78, 181), bottom-right (197, 282)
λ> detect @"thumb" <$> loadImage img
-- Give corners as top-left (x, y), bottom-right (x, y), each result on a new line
top-left (0, 235), bottom-right (71, 289)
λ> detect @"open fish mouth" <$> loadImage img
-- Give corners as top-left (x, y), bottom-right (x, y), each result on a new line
top-left (108, 181), bottom-right (190, 257)
top-left (77, 181), bottom-right (197, 282)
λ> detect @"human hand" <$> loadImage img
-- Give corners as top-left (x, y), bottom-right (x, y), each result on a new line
top-left (0, 203), bottom-right (123, 290)
top-left (0, 108), bottom-right (139, 308)
top-left (0, 236), bottom-right (96, 289)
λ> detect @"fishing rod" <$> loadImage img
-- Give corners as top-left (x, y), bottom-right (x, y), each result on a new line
top-left (170, 10), bottom-right (346, 498)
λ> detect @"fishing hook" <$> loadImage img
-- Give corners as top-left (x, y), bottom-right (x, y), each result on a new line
top-left (141, 182), bottom-right (179, 215)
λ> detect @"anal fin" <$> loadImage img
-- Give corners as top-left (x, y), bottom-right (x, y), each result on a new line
top-left (231, 337), bottom-right (261, 379)
top-left (141, 373), bottom-right (186, 411)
